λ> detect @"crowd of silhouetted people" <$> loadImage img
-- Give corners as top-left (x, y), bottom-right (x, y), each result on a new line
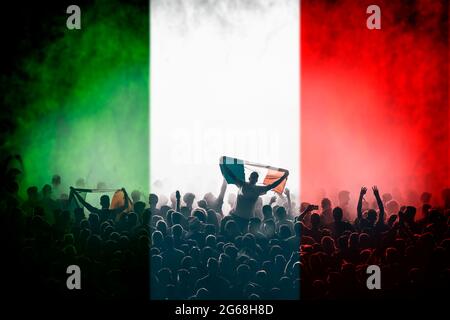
top-left (1, 156), bottom-right (449, 300)
top-left (300, 186), bottom-right (450, 299)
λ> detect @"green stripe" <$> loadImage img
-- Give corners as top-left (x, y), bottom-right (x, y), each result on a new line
top-left (10, 0), bottom-right (149, 195)
top-left (220, 156), bottom-right (245, 184)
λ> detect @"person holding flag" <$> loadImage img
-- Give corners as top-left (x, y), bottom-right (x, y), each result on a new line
top-left (220, 156), bottom-right (289, 232)
top-left (70, 186), bottom-right (130, 223)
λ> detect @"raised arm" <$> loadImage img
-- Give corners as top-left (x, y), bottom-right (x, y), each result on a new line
top-left (71, 187), bottom-right (100, 214)
top-left (217, 179), bottom-right (227, 202)
top-left (175, 190), bottom-right (181, 212)
top-left (357, 187), bottom-right (367, 221)
top-left (284, 188), bottom-right (292, 216)
top-left (262, 169), bottom-right (289, 192)
top-left (373, 186), bottom-right (385, 224)
top-left (221, 156), bottom-right (244, 187)
top-left (215, 179), bottom-right (228, 215)
top-left (298, 204), bottom-right (316, 222)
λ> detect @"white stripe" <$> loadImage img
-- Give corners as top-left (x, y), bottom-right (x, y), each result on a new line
top-left (150, 0), bottom-right (299, 197)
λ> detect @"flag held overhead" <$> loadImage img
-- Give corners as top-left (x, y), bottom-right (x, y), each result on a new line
top-left (220, 156), bottom-right (288, 194)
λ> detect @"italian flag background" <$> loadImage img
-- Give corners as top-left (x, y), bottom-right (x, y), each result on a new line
top-left (10, 0), bottom-right (448, 212)
top-left (150, 0), bottom-right (449, 209)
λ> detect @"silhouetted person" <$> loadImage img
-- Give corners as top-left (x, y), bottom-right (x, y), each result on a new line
top-left (131, 190), bottom-right (142, 203)
top-left (203, 179), bottom-right (227, 216)
top-left (321, 198), bottom-right (333, 225)
top-left (330, 206), bottom-right (353, 238)
top-left (21, 186), bottom-right (40, 216)
top-left (222, 157), bottom-right (288, 231)
top-left (338, 190), bottom-right (351, 221)
top-left (149, 193), bottom-right (160, 217)
top-left (182, 192), bottom-right (195, 214)
top-left (51, 174), bottom-right (62, 200)
top-left (71, 187), bottom-right (129, 222)
top-left (41, 184), bottom-right (57, 223)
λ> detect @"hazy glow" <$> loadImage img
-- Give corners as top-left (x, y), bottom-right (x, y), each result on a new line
top-left (12, 3), bottom-right (149, 196)
top-left (150, 0), bottom-right (299, 201)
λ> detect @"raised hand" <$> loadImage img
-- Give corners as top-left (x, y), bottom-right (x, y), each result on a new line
top-left (372, 185), bottom-right (380, 197)
top-left (357, 186), bottom-right (367, 220)
top-left (284, 188), bottom-right (290, 197)
top-left (175, 190), bottom-right (181, 211)
top-left (360, 187), bottom-right (367, 196)
top-left (372, 185), bottom-right (385, 223)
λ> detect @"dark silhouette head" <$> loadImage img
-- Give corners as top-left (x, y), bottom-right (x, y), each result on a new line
top-left (275, 206), bottom-right (287, 221)
top-left (224, 220), bottom-right (239, 238)
top-left (249, 172), bottom-right (259, 185)
top-left (387, 214), bottom-right (397, 227)
top-left (156, 220), bottom-right (168, 236)
top-left (321, 198), bottom-right (332, 210)
top-left (197, 199), bottom-right (208, 210)
top-left (204, 224), bottom-right (216, 235)
top-left (248, 217), bottom-right (261, 233)
top-left (151, 230), bottom-right (164, 247)
top-left (42, 184), bottom-right (52, 198)
top-left (27, 186), bottom-right (39, 201)
top-left (133, 201), bottom-right (146, 215)
top-left (100, 195), bottom-right (110, 209)
top-left (420, 192), bottom-right (432, 204)
top-left (75, 178), bottom-right (85, 188)
top-left (311, 213), bottom-right (321, 228)
top-left (52, 174), bottom-right (61, 187)
top-left (131, 190), bottom-right (141, 202)
top-left (149, 193), bottom-right (159, 208)
top-left (386, 199), bottom-right (400, 215)
top-left (338, 190), bottom-right (350, 206)
top-left (183, 193), bottom-right (195, 207)
top-left (382, 193), bottom-right (393, 203)
top-left (192, 208), bottom-right (207, 223)
top-left (333, 207), bottom-right (343, 222)
top-left (262, 205), bottom-right (273, 219)
top-left (97, 181), bottom-right (106, 189)
top-left (207, 257), bottom-right (219, 276)
top-left (172, 224), bottom-right (183, 239)
top-left (204, 192), bottom-right (216, 208)
top-left (405, 206), bottom-right (416, 221)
